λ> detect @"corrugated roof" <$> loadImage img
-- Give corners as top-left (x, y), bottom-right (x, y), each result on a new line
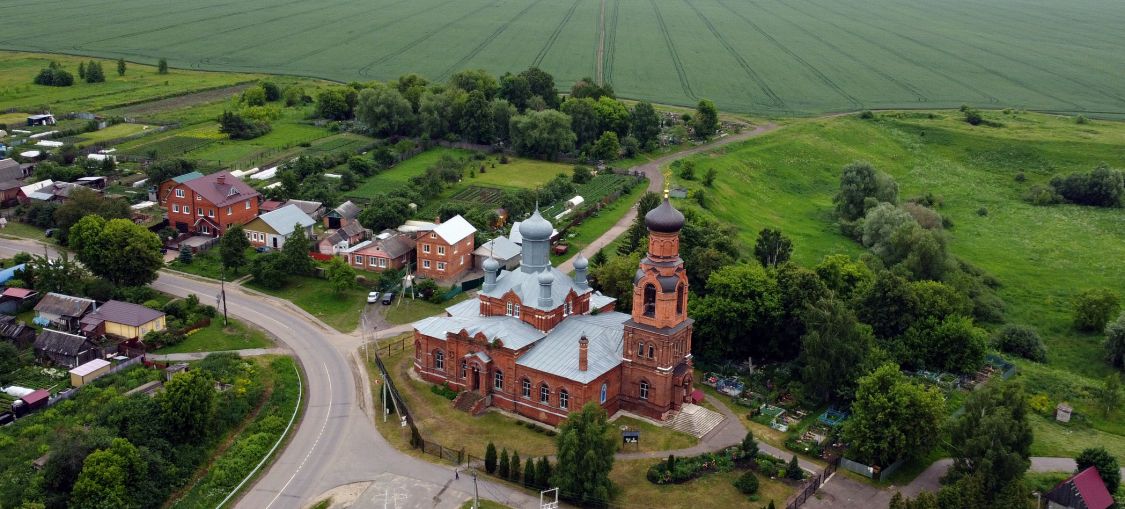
top-left (1052, 467), bottom-right (1114, 509)
top-left (480, 267), bottom-right (592, 312)
top-left (284, 199), bottom-right (323, 217)
top-left (474, 236), bottom-right (521, 261)
top-left (414, 315), bottom-right (545, 350)
top-left (0, 159), bottom-right (22, 181)
top-left (340, 221), bottom-right (367, 237)
top-left (171, 171), bottom-right (204, 183)
top-left (34, 329), bottom-right (94, 356)
top-left (19, 179), bottom-right (52, 197)
top-left (332, 200), bottom-right (360, 220)
top-left (590, 292), bottom-right (617, 310)
top-left (69, 358), bottom-right (111, 377)
top-left (516, 312), bottom-right (630, 383)
top-left (86, 300), bottom-right (164, 327)
top-left (433, 215), bottom-right (476, 244)
top-left (21, 389), bottom-right (49, 405)
top-left (34, 293), bottom-right (94, 318)
top-left (445, 298), bottom-right (481, 317)
top-left (182, 171), bottom-right (259, 207)
top-left (257, 204), bottom-right (315, 234)
top-left (0, 264), bottom-right (26, 284)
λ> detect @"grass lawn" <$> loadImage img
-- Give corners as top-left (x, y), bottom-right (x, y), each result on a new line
top-left (611, 459), bottom-right (793, 509)
top-left (0, 222), bottom-right (49, 242)
top-left (246, 275), bottom-right (366, 333)
top-left (459, 501), bottom-right (511, 509)
top-left (153, 318), bottom-right (272, 354)
top-left (550, 181), bottom-right (646, 265)
top-left (611, 415), bottom-right (698, 453)
top-left (167, 247), bottom-right (254, 281)
top-left (383, 292), bottom-right (472, 325)
top-left (76, 122), bottom-right (152, 143)
top-left (346, 148), bottom-right (474, 198)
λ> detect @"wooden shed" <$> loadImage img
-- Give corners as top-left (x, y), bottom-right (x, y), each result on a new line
top-left (69, 358), bottom-right (111, 387)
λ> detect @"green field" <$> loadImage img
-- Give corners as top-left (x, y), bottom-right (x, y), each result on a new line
top-left (2, 1), bottom-right (1124, 115)
top-left (671, 110), bottom-right (1125, 456)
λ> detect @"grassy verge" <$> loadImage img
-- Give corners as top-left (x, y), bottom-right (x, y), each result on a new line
top-left (246, 275), bottom-right (365, 333)
top-left (383, 292), bottom-right (472, 325)
top-left (171, 356), bottom-right (302, 509)
top-left (0, 222), bottom-right (49, 242)
top-left (153, 318), bottom-right (272, 354)
top-left (167, 248), bottom-right (255, 281)
top-left (550, 182), bottom-right (646, 265)
top-left (459, 500), bottom-right (511, 509)
top-left (611, 458), bottom-right (793, 509)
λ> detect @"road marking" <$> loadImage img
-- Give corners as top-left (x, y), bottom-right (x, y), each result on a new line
top-left (265, 361), bottom-right (333, 509)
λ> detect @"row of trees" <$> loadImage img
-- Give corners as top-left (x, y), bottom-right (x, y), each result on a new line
top-left (34, 58), bottom-right (132, 87)
top-left (1026, 163), bottom-right (1124, 208)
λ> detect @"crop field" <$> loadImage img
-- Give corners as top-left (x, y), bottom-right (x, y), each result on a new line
top-left (2, 0), bottom-right (1124, 115)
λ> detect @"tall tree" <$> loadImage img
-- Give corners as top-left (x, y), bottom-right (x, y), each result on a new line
top-left (157, 370), bottom-right (216, 442)
top-left (855, 271), bottom-right (919, 340)
top-left (943, 381), bottom-right (1031, 501)
top-left (281, 224), bottom-right (314, 275)
top-left (53, 187), bottom-right (130, 244)
top-left (753, 228), bottom-right (793, 267)
top-left (590, 131), bottom-right (620, 161)
top-left (560, 98), bottom-right (600, 149)
top-left (356, 84), bottom-right (417, 137)
top-left (1075, 447), bottom-right (1120, 493)
top-left (459, 90), bottom-right (494, 143)
top-left (814, 254), bottom-right (873, 300)
top-left (325, 256), bottom-right (356, 294)
top-left (692, 264), bottom-right (781, 363)
top-left (589, 253), bottom-right (641, 309)
top-left (519, 67), bottom-right (559, 108)
top-left (692, 99), bottom-right (719, 139)
top-left (833, 161), bottom-right (898, 222)
top-left (116, 58), bottom-right (126, 76)
top-left (157, 58), bottom-right (168, 74)
top-left (843, 363), bottom-right (944, 467)
top-left (1106, 312), bottom-right (1125, 370)
top-left (499, 72), bottom-right (531, 112)
top-left (219, 224), bottom-right (251, 274)
top-left (509, 110), bottom-right (575, 160)
top-left (316, 88), bottom-right (352, 120)
top-left (630, 102), bottom-right (661, 149)
top-left (70, 439), bottom-right (143, 509)
top-left (799, 298), bottom-right (875, 403)
top-left (552, 403), bottom-right (617, 508)
top-left (70, 216), bottom-right (162, 287)
top-left (449, 69), bottom-right (499, 99)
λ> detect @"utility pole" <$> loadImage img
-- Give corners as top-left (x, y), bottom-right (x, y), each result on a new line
top-left (471, 468), bottom-right (479, 509)
top-left (219, 262), bottom-right (229, 326)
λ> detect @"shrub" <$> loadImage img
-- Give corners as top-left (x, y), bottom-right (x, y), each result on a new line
top-left (1076, 114), bottom-right (1089, 125)
top-left (786, 455), bottom-right (803, 480)
top-left (964, 108), bottom-right (983, 126)
top-left (1014, 172), bottom-right (1026, 183)
top-left (429, 382), bottom-right (459, 400)
top-left (1073, 288), bottom-right (1121, 332)
top-left (1023, 184), bottom-right (1063, 206)
top-left (485, 442), bottom-right (497, 474)
top-left (858, 110), bottom-right (875, 120)
top-left (1049, 164), bottom-right (1124, 208)
top-left (992, 324), bottom-right (1047, 362)
top-left (733, 470), bottom-right (759, 495)
top-left (976, 207), bottom-right (988, 217)
top-left (498, 449), bottom-right (509, 478)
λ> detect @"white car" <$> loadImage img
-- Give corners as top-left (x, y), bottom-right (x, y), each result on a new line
top-left (367, 292), bottom-right (379, 304)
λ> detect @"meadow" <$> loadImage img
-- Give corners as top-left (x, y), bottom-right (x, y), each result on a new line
top-left (2, 0), bottom-right (1124, 115)
top-left (669, 110), bottom-right (1125, 456)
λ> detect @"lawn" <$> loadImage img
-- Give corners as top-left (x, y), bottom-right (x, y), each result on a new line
top-left (611, 458), bottom-right (793, 509)
top-left (76, 122), bottom-right (152, 144)
top-left (677, 109), bottom-right (1125, 461)
top-left (383, 292), bottom-right (472, 325)
top-left (153, 318), bottom-right (273, 354)
top-left (246, 275), bottom-right (366, 333)
top-left (0, 221), bottom-right (49, 242)
top-left (550, 180), bottom-right (646, 265)
top-left (346, 148), bottom-right (474, 198)
top-left (167, 247), bottom-right (255, 281)
top-left (0, 51), bottom-right (260, 113)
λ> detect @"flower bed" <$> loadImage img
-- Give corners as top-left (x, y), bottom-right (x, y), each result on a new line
top-left (646, 446), bottom-right (754, 485)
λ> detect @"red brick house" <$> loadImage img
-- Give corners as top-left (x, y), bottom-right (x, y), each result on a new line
top-left (412, 201), bottom-right (695, 426)
top-left (165, 171), bottom-right (260, 236)
top-left (416, 215), bottom-right (476, 281)
top-left (156, 171), bottom-right (203, 205)
top-left (343, 230), bottom-right (416, 272)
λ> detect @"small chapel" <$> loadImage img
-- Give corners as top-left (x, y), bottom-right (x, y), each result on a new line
top-left (411, 196), bottom-right (696, 426)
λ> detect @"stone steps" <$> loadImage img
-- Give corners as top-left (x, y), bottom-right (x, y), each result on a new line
top-left (452, 390), bottom-right (484, 413)
top-left (666, 403), bottom-right (724, 438)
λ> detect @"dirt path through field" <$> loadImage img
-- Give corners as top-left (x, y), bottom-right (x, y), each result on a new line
top-left (595, 0), bottom-right (606, 84)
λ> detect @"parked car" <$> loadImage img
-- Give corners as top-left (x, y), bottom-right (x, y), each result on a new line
top-left (381, 292), bottom-right (395, 305)
top-left (367, 292), bottom-right (379, 304)
top-left (43, 228), bottom-right (55, 238)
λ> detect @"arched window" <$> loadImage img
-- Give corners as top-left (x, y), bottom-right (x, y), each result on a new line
top-left (600, 383), bottom-right (608, 403)
top-left (637, 341), bottom-right (644, 357)
top-left (494, 370), bottom-right (504, 390)
top-left (414, 340), bottom-right (421, 361)
top-left (559, 389), bottom-right (570, 409)
top-left (460, 360), bottom-right (467, 379)
top-left (676, 284), bottom-right (685, 315)
top-left (648, 343), bottom-right (655, 359)
top-left (539, 383), bottom-right (550, 404)
top-left (643, 284), bottom-right (657, 317)
top-left (640, 380), bottom-right (650, 400)
top-left (521, 378), bottom-right (531, 398)
top-left (434, 350), bottom-right (444, 371)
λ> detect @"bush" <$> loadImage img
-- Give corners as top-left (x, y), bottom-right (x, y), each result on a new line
top-left (485, 442), bottom-right (497, 474)
top-left (646, 447), bottom-right (749, 484)
top-left (1073, 288), bottom-right (1121, 332)
top-left (33, 67), bottom-right (74, 87)
top-left (1076, 114), bottom-right (1089, 125)
top-left (976, 207), bottom-right (988, 217)
top-left (858, 110), bottom-right (875, 120)
top-left (430, 382), bottom-right (459, 400)
top-left (733, 470), bottom-right (759, 495)
top-left (1023, 184), bottom-right (1063, 206)
top-left (1048, 164), bottom-right (1124, 208)
top-left (992, 324), bottom-right (1047, 362)
top-left (964, 108), bottom-right (983, 126)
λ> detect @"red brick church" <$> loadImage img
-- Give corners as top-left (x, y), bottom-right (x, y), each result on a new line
top-left (412, 197), bottom-right (695, 426)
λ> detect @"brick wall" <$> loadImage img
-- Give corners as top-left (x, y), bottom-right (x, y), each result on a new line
top-left (416, 232), bottom-right (474, 280)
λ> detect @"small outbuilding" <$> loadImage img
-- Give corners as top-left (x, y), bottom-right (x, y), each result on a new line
top-left (69, 358), bottom-right (112, 387)
top-left (80, 300), bottom-right (166, 340)
top-left (474, 236), bottom-right (522, 271)
top-left (1046, 466), bottom-right (1114, 509)
top-left (324, 200), bottom-right (360, 229)
top-left (26, 114), bottom-right (55, 126)
top-left (1056, 402), bottom-right (1073, 423)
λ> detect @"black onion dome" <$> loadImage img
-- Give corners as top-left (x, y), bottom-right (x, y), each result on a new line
top-left (645, 197), bottom-right (685, 233)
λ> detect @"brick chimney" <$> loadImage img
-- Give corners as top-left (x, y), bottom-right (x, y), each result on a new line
top-left (217, 174), bottom-right (226, 185)
top-left (578, 335), bottom-right (588, 372)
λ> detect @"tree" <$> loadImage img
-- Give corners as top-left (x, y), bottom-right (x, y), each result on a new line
top-left (34, 66), bottom-right (74, 87)
top-left (498, 449), bottom-right (510, 478)
top-left (283, 85), bottom-right (307, 106)
top-left (593, 96), bottom-right (629, 137)
top-left (703, 168), bottom-right (717, 187)
top-left (813, 254), bottom-right (872, 300)
top-left (590, 131), bottom-right (620, 161)
top-left (220, 224), bottom-right (251, 274)
top-left (499, 72), bottom-right (532, 111)
top-left (692, 99), bottom-right (719, 139)
top-left (888, 492), bottom-right (940, 509)
top-left (78, 61), bottom-right (86, 80)
top-left (1095, 375), bottom-right (1121, 418)
top-left (1106, 312), bottom-right (1125, 369)
top-left (218, 110), bottom-right (271, 139)
top-left (860, 203), bottom-right (916, 260)
top-left (734, 470), bottom-right (759, 494)
top-left (509, 110), bottom-right (576, 160)
top-left (786, 455), bottom-right (803, 480)
top-left (249, 252), bottom-right (288, 289)
top-left (84, 61), bottom-right (105, 83)
top-left (157, 370), bottom-right (216, 442)
top-left (241, 86), bottom-right (267, 106)
top-left (834, 161), bottom-right (899, 222)
top-left (572, 165), bottom-right (593, 184)
top-left (116, 58), bottom-right (126, 76)
top-left (536, 457), bottom-right (551, 488)
top-left (178, 245), bottom-right (193, 264)
top-left (561, 98), bottom-right (600, 149)
top-left (590, 252), bottom-right (640, 310)
top-left (519, 67), bottom-right (559, 108)
top-left (70, 439), bottom-right (143, 509)
top-left (843, 364), bottom-right (945, 467)
top-left (900, 316), bottom-right (987, 374)
top-left (630, 102), bottom-right (661, 149)
top-left (741, 430), bottom-right (759, 457)
top-left (992, 324), bottom-right (1047, 362)
top-left (692, 264), bottom-right (781, 364)
top-left (1049, 163), bottom-right (1125, 208)
top-left (356, 84), bottom-right (417, 137)
top-left (158, 58), bottom-right (168, 74)
top-left (358, 195), bottom-right (410, 232)
top-left (552, 403), bottom-right (617, 507)
top-left (1073, 288), bottom-right (1121, 331)
top-left (281, 224), bottom-right (314, 275)
top-left (70, 216), bottom-right (162, 286)
top-left (1075, 447), bottom-right (1120, 493)
top-left (855, 271), bottom-right (918, 340)
top-left (485, 442), bottom-right (498, 474)
top-left (510, 451), bottom-right (521, 482)
top-left (260, 81), bottom-right (281, 102)
top-left (316, 88), bottom-right (351, 120)
top-left (0, 343), bottom-right (21, 385)
top-left (325, 256), bottom-right (356, 293)
top-left (753, 228), bottom-right (792, 267)
top-left (523, 455), bottom-right (536, 487)
top-left (459, 90), bottom-right (494, 143)
top-left (800, 298), bottom-right (875, 403)
top-left (943, 381), bottom-right (1031, 500)
top-left (449, 69), bottom-right (499, 99)
top-left (53, 187), bottom-right (130, 244)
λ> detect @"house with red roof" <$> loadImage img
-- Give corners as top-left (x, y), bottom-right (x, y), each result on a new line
top-left (165, 171), bottom-right (260, 236)
top-left (1046, 466), bottom-right (1114, 509)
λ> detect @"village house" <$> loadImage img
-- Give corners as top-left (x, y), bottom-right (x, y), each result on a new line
top-left (33, 329), bottom-right (101, 369)
top-left (282, 199), bottom-right (326, 220)
top-left (343, 230), bottom-right (416, 272)
top-left (0, 158), bottom-right (29, 182)
top-left (324, 200), bottom-right (360, 229)
top-left (78, 300), bottom-right (166, 341)
top-left (26, 114), bottom-right (55, 126)
top-left (0, 181), bottom-right (23, 207)
top-left (0, 314), bottom-right (36, 349)
top-left (24, 181), bottom-right (82, 202)
top-left (16, 179), bottom-right (52, 204)
top-left (317, 221), bottom-right (368, 254)
top-left (33, 293), bottom-right (96, 332)
top-left (412, 200), bottom-right (702, 427)
top-left (156, 171), bottom-right (203, 205)
top-left (165, 171), bottom-right (260, 236)
top-left (1045, 466), bottom-right (1114, 509)
top-left (415, 215), bottom-right (476, 281)
top-left (0, 287), bottom-right (37, 315)
top-left (243, 204), bottom-right (316, 250)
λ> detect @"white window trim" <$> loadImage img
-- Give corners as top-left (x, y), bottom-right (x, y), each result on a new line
top-left (422, 260), bottom-right (431, 269)
top-left (437, 262), bottom-right (445, 271)
top-left (175, 189), bottom-right (184, 198)
top-left (245, 200), bottom-right (250, 209)
top-left (227, 207), bottom-right (232, 215)
top-left (423, 244), bottom-right (431, 254)
top-left (172, 204), bottom-right (179, 213)
top-left (437, 245), bottom-right (446, 255)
